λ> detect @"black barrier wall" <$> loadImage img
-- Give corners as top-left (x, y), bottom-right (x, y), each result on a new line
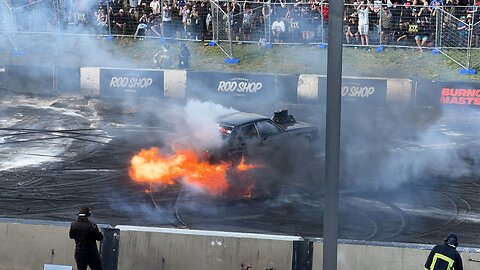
top-left (415, 80), bottom-right (480, 108)
top-left (0, 65), bottom-right (81, 94)
top-left (2, 65), bottom-right (54, 94)
top-left (186, 71), bottom-right (298, 106)
top-left (5, 65), bottom-right (480, 111)
top-left (100, 69), bottom-right (164, 98)
top-left (292, 240), bottom-right (313, 270)
top-left (100, 227), bottom-right (120, 270)
top-left (317, 77), bottom-right (388, 107)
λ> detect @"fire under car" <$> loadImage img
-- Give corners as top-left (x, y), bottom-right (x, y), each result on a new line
top-left (205, 109), bottom-right (319, 167)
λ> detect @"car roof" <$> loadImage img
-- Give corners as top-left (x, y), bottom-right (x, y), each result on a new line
top-left (217, 112), bottom-right (270, 127)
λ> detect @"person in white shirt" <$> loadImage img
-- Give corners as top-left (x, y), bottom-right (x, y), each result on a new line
top-left (271, 17), bottom-right (285, 42)
top-left (150, 0), bottom-right (161, 14)
top-left (357, 1), bottom-right (372, 45)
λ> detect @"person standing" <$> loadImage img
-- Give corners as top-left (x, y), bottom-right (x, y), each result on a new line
top-left (153, 44), bottom-right (174, 69)
top-left (69, 207), bottom-right (104, 270)
top-left (424, 233), bottom-right (463, 270)
top-left (357, 1), bottom-right (372, 46)
top-left (178, 43), bottom-right (191, 69)
top-left (271, 16), bottom-right (286, 42)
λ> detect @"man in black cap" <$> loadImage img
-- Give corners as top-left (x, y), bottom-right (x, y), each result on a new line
top-left (69, 207), bottom-right (104, 270)
top-left (424, 233), bottom-right (463, 270)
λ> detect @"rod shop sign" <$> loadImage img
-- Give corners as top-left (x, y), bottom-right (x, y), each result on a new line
top-left (318, 77), bottom-right (387, 106)
top-left (187, 72), bottom-right (274, 99)
top-left (100, 69), bottom-right (164, 98)
top-left (217, 77), bottom-right (263, 95)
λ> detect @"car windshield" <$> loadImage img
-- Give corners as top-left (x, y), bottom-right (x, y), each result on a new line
top-left (218, 124), bottom-right (234, 140)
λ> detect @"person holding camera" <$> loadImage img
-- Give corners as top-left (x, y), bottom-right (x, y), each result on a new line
top-left (357, 0), bottom-right (372, 46)
top-left (69, 207), bottom-right (104, 270)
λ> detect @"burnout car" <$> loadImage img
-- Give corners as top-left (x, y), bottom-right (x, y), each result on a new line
top-left (205, 109), bottom-right (318, 165)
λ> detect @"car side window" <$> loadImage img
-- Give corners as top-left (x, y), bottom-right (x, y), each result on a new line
top-left (255, 120), bottom-right (282, 137)
top-left (239, 124), bottom-right (259, 140)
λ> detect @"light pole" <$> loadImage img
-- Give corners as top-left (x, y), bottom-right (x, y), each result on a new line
top-left (323, 0), bottom-right (343, 270)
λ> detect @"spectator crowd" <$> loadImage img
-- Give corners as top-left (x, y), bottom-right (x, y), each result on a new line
top-left (3, 0), bottom-right (480, 48)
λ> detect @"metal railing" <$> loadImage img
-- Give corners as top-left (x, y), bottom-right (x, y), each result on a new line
top-left (0, 0), bottom-right (479, 70)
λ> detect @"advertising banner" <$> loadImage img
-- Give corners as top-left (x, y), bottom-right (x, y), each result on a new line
top-left (2, 65), bottom-right (54, 94)
top-left (415, 80), bottom-right (480, 107)
top-left (186, 71), bottom-right (299, 106)
top-left (100, 69), bottom-right (164, 98)
top-left (318, 77), bottom-right (388, 107)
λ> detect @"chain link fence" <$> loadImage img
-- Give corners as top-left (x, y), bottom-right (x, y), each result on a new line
top-left (434, 6), bottom-right (478, 70)
top-left (0, 1), bottom-right (479, 70)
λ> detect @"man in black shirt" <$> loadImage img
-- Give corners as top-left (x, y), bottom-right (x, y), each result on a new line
top-left (69, 207), bottom-right (104, 270)
top-left (424, 233), bottom-right (463, 270)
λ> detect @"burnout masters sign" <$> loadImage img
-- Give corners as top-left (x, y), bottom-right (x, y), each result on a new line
top-left (415, 80), bottom-right (480, 107)
top-left (440, 87), bottom-right (480, 105)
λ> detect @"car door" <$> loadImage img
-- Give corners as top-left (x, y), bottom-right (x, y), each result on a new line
top-left (253, 120), bottom-right (286, 156)
top-left (233, 123), bottom-right (261, 158)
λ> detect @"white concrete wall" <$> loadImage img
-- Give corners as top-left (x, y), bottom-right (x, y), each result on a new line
top-left (3, 219), bottom-right (480, 270)
top-left (116, 226), bottom-right (299, 270)
top-left (0, 221), bottom-right (76, 270)
top-left (296, 75), bottom-right (413, 104)
top-left (312, 241), bottom-right (480, 270)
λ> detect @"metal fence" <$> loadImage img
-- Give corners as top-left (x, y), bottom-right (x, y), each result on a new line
top-left (0, 0), bottom-right (479, 70)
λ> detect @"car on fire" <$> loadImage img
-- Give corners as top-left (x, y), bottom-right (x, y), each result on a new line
top-left (205, 109), bottom-right (318, 166)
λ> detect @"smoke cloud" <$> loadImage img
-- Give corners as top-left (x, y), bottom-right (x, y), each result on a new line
top-left (2, 0), bottom-right (479, 234)
top-left (340, 106), bottom-right (480, 192)
top-left (181, 99), bottom-right (237, 149)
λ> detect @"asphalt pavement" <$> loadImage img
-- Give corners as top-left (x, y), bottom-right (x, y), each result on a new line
top-left (1, 93), bottom-right (480, 247)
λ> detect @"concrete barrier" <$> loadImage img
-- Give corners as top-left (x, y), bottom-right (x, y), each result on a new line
top-left (1, 218), bottom-right (480, 270)
top-left (115, 225), bottom-right (302, 270)
top-left (80, 67), bottom-right (101, 97)
top-left (0, 219), bottom-right (75, 270)
top-left (297, 75), bottom-right (413, 106)
top-left (312, 239), bottom-right (480, 270)
top-left (80, 67), bottom-right (187, 99)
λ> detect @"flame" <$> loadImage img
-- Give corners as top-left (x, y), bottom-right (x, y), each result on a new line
top-left (129, 147), bottom-right (261, 196)
top-left (236, 156), bottom-right (259, 171)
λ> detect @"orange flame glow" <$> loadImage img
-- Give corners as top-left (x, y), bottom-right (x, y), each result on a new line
top-left (236, 156), bottom-right (259, 171)
top-left (129, 147), bottom-right (261, 196)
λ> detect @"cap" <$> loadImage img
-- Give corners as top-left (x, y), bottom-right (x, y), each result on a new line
top-left (119, 9), bottom-right (124, 13)
top-left (78, 207), bottom-right (91, 217)
top-left (444, 233), bottom-right (458, 247)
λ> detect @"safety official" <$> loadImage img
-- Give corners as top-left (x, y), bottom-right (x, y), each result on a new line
top-left (69, 207), bottom-right (104, 270)
top-left (424, 233), bottom-right (463, 270)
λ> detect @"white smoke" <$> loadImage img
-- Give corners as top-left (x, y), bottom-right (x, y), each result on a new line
top-left (344, 107), bottom-right (480, 191)
top-left (182, 99), bottom-right (237, 148)
top-left (159, 99), bottom-right (237, 151)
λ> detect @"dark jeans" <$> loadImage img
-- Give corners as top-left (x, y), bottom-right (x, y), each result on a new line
top-left (76, 253), bottom-right (103, 270)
